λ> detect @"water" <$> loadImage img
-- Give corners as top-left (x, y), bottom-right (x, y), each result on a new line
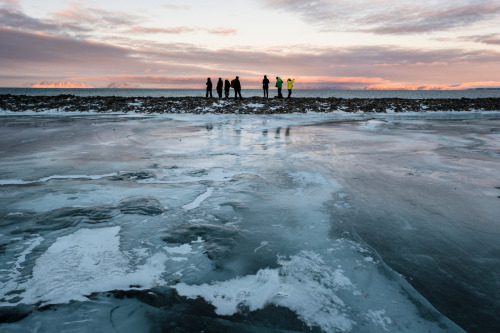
top-left (0, 112), bottom-right (499, 332)
top-left (1, 87), bottom-right (500, 99)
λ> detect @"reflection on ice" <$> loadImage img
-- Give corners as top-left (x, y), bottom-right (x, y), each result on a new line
top-left (1, 112), bottom-right (498, 332)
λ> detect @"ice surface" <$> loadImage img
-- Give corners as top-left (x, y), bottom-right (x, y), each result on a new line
top-left (1, 111), bottom-right (498, 332)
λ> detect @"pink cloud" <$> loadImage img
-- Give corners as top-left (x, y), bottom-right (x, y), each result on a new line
top-left (124, 26), bottom-right (195, 34)
top-left (163, 4), bottom-right (190, 10)
top-left (51, 3), bottom-right (140, 29)
top-left (263, 0), bottom-right (500, 34)
top-left (460, 34), bottom-right (500, 45)
top-left (123, 26), bottom-right (236, 35)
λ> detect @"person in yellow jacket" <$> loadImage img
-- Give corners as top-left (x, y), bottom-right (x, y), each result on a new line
top-left (287, 78), bottom-right (295, 98)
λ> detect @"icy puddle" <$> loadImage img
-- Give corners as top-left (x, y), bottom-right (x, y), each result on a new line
top-left (1, 113), bottom-right (498, 332)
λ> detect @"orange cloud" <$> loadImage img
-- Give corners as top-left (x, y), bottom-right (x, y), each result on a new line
top-left (296, 76), bottom-right (388, 84)
top-left (72, 75), bottom-right (391, 89)
top-left (31, 81), bottom-right (94, 88)
top-left (206, 27), bottom-right (237, 35)
top-left (365, 81), bottom-right (500, 90)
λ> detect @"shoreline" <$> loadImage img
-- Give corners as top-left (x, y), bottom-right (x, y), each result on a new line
top-left (1, 94), bottom-right (500, 114)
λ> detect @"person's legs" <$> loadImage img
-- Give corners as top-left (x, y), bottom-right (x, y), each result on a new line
top-left (288, 89), bottom-right (291, 98)
top-left (278, 87), bottom-right (282, 98)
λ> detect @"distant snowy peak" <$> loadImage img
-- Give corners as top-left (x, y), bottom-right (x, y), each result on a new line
top-left (106, 82), bottom-right (139, 89)
top-left (31, 81), bottom-right (94, 88)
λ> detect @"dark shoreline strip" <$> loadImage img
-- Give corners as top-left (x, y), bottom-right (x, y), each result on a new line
top-left (1, 94), bottom-right (500, 114)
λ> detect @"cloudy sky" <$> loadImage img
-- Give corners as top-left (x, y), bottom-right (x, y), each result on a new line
top-left (1, 0), bottom-right (500, 89)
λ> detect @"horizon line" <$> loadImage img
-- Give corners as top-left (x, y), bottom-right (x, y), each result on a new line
top-left (3, 87), bottom-right (500, 91)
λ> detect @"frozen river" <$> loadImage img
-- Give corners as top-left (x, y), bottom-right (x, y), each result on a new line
top-left (0, 111), bottom-right (499, 332)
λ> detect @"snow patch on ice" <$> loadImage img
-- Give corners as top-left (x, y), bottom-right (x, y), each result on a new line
top-left (164, 244), bottom-right (194, 255)
top-left (174, 250), bottom-right (355, 332)
top-left (12, 227), bottom-right (167, 306)
top-left (366, 309), bottom-right (392, 331)
top-left (246, 103), bottom-right (265, 108)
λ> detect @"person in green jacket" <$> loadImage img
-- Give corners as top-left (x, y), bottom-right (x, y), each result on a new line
top-left (287, 78), bottom-right (295, 98)
top-left (275, 77), bottom-right (283, 98)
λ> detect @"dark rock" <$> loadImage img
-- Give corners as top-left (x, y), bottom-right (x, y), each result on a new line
top-left (0, 305), bottom-right (33, 323)
top-left (2, 94), bottom-right (499, 114)
top-left (110, 171), bottom-right (155, 181)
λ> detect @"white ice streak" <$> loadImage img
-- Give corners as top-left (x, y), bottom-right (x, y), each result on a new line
top-left (245, 103), bottom-right (265, 109)
top-left (0, 236), bottom-right (43, 302)
top-left (360, 119), bottom-right (386, 131)
top-left (174, 250), bottom-right (355, 332)
top-left (182, 187), bottom-right (214, 211)
top-left (0, 173), bottom-right (118, 186)
top-left (253, 241), bottom-right (269, 253)
top-left (138, 168), bottom-right (240, 184)
top-left (15, 227), bottom-right (166, 305)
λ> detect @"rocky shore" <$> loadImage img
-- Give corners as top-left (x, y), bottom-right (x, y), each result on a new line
top-left (1, 94), bottom-right (500, 114)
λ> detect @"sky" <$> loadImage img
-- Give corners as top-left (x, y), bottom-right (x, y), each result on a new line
top-left (1, 0), bottom-right (500, 89)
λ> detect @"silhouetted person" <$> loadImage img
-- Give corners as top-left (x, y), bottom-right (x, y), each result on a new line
top-left (275, 77), bottom-right (283, 98)
top-left (206, 78), bottom-right (212, 98)
top-left (262, 75), bottom-right (270, 98)
top-left (224, 79), bottom-right (230, 98)
top-left (216, 78), bottom-right (223, 99)
top-left (287, 78), bottom-right (295, 98)
top-left (231, 76), bottom-right (242, 100)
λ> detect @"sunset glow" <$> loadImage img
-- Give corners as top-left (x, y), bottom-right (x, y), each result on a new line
top-left (1, 0), bottom-right (500, 89)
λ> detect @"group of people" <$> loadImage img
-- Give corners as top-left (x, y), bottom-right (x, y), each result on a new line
top-left (205, 77), bottom-right (242, 99)
top-left (205, 76), bottom-right (295, 100)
